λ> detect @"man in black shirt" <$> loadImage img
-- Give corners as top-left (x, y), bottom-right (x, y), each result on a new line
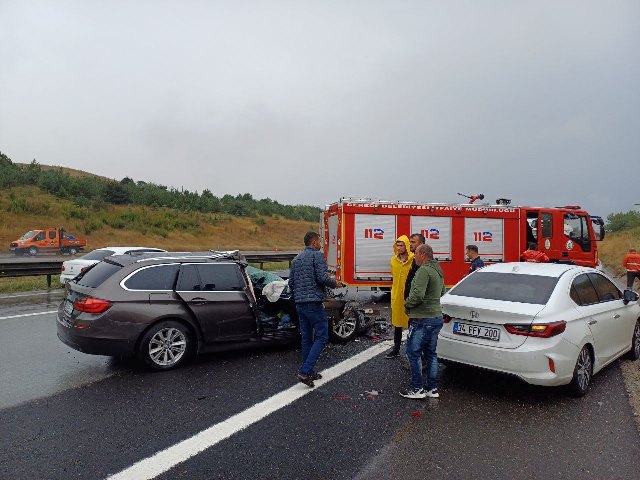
top-left (404, 233), bottom-right (426, 301)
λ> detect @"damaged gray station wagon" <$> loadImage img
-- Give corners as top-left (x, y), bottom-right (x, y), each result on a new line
top-left (57, 251), bottom-right (367, 370)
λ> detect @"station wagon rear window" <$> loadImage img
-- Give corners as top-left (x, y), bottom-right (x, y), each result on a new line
top-left (449, 272), bottom-right (559, 304)
top-left (75, 262), bottom-right (122, 288)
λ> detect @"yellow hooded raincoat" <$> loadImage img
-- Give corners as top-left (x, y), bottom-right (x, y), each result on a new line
top-left (390, 235), bottom-right (414, 328)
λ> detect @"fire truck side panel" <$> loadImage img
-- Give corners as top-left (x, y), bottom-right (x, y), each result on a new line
top-left (353, 214), bottom-right (396, 281)
top-left (464, 218), bottom-right (505, 261)
top-left (327, 214), bottom-right (339, 270)
top-left (410, 216), bottom-right (452, 261)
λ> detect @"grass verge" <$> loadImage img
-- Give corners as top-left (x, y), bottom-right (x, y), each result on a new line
top-left (0, 275), bottom-right (62, 294)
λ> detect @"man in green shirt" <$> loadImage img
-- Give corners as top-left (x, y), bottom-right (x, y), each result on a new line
top-left (400, 244), bottom-right (446, 399)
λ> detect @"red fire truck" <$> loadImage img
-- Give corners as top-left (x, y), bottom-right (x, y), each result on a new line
top-left (321, 197), bottom-right (605, 288)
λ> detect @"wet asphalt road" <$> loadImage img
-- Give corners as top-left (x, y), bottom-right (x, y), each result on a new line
top-left (1, 291), bottom-right (639, 480)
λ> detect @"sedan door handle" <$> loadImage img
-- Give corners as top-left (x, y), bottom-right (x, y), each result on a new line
top-left (588, 320), bottom-right (597, 325)
top-left (613, 313), bottom-right (620, 319)
top-left (191, 297), bottom-right (208, 305)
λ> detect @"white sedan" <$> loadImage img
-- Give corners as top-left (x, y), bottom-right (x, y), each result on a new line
top-left (438, 262), bottom-right (640, 396)
top-left (60, 246), bottom-right (166, 284)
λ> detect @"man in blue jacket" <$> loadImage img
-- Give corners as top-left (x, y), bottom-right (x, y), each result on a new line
top-left (289, 231), bottom-right (345, 387)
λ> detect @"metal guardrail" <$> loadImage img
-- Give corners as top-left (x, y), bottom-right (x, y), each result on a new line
top-left (0, 251), bottom-right (298, 287)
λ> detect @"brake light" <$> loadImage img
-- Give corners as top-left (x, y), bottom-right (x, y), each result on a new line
top-left (505, 321), bottom-right (566, 338)
top-left (61, 265), bottom-right (65, 272)
top-left (74, 297), bottom-right (112, 313)
top-left (443, 314), bottom-right (452, 324)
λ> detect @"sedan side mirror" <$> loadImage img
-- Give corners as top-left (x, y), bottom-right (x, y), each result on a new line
top-left (623, 289), bottom-right (639, 305)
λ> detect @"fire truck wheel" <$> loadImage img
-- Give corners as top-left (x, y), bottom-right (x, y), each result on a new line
top-left (28, 246), bottom-right (38, 256)
top-left (329, 314), bottom-right (358, 343)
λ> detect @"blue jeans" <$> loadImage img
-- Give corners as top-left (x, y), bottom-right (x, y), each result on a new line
top-left (406, 317), bottom-right (443, 391)
top-left (296, 303), bottom-right (329, 376)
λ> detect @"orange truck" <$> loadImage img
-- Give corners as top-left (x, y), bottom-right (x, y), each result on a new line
top-left (9, 228), bottom-right (87, 256)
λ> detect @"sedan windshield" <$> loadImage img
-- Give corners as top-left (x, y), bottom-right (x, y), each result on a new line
top-left (449, 272), bottom-right (559, 304)
top-left (80, 249), bottom-right (115, 261)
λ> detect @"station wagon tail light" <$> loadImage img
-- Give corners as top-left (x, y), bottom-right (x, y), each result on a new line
top-left (443, 314), bottom-right (452, 323)
top-left (74, 297), bottom-right (112, 314)
top-left (505, 321), bottom-right (566, 338)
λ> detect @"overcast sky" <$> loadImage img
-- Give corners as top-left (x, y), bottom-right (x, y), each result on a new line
top-left (1, 0), bottom-right (638, 218)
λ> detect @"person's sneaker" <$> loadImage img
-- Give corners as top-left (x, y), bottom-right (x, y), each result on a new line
top-left (310, 372), bottom-right (323, 380)
top-left (399, 387), bottom-right (426, 399)
top-left (425, 388), bottom-right (439, 398)
top-left (296, 374), bottom-right (315, 388)
top-left (385, 349), bottom-right (400, 359)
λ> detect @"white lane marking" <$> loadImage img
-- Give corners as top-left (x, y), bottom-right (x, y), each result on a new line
top-left (106, 339), bottom-right (392, 480)
top-left (0, 310), bottom-right (57, 321)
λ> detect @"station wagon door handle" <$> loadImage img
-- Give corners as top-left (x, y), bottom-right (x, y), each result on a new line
top-left (613, 313), bottom-right (620, 319)
top-left (588, 320), bottom-right (597, 325)
top-left (191, 297), bottom-right (208, 305)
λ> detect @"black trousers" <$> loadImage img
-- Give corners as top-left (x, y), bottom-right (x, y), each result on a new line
top-left (627, 271), bottom-right (640, 289)
top-left (393, 326), bottom-right (402, 351)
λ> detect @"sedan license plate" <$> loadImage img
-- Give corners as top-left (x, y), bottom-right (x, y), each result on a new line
top-left (63, 300), bottom-right (74, 316)
top-left (453, 322), bottom-right (500, 341)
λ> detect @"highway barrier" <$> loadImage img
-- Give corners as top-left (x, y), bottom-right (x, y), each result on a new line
top-left (0, 251), bottom-right (298, 287)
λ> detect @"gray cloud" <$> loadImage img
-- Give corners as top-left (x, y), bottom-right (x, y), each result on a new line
top-left (1, 0), bottom-right (638, 218)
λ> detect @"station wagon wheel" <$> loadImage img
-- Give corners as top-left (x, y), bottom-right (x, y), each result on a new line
top-left (568, 346), bottom-right (593, 397)
top-left (28, 246), bottom-right (38, 256)
top-left (68, 247), bottom-right (78, 255)
top-left (139, 320), bottom-right (192, 370)
top-left (626, 320), bottom-right (640, 361)
top-left (329, 312), bottom-right (358, 343)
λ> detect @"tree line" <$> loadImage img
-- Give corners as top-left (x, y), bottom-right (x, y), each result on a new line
top-left (606, 210), bottom-right (640, 233)
top-left (0, 152), bottom-right (321, 222)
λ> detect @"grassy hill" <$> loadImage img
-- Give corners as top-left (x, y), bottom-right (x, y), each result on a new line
top-left (1, 186), bottom-right (316, 252)
top-left (598, 226), bottom-right (640, 276)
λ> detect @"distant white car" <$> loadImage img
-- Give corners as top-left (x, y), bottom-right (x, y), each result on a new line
top-left (60, 247), bottom-right (167, 284)
top-left (438, 262), bottom-right (640, 396)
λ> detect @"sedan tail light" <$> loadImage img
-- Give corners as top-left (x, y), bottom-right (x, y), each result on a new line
top-left (74, 297), bottom-right (112, 314)
top-left (443, 314), bottom-right (452, 324)
top-left (61, 265), bottom-right (65, 272)
top-left (505, 321), bottom-right (566, 338)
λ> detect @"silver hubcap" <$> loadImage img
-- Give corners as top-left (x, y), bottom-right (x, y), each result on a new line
top-left (149, 327), bottom-right (187, 366)
top-left (576, 348), bottom-right (592, 391)
top-left (333, 317), bottom-right (357, 339)
top-left (634, 323), bottom-right (640, 357)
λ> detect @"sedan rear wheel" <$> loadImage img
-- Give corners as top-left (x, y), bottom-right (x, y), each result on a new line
top-left (139, 321), bottom-right (191, 370)
top-left (568, 346), bottom-right (593, 397)
top-left (625, 320), bottom-right (640, 361)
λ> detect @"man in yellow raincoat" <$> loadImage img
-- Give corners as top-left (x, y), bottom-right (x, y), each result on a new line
top-left (385, 235), bottom-right (414, 358)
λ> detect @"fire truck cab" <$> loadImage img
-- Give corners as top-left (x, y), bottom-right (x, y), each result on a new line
top-left (321, 198), bottom-right (605, 288)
